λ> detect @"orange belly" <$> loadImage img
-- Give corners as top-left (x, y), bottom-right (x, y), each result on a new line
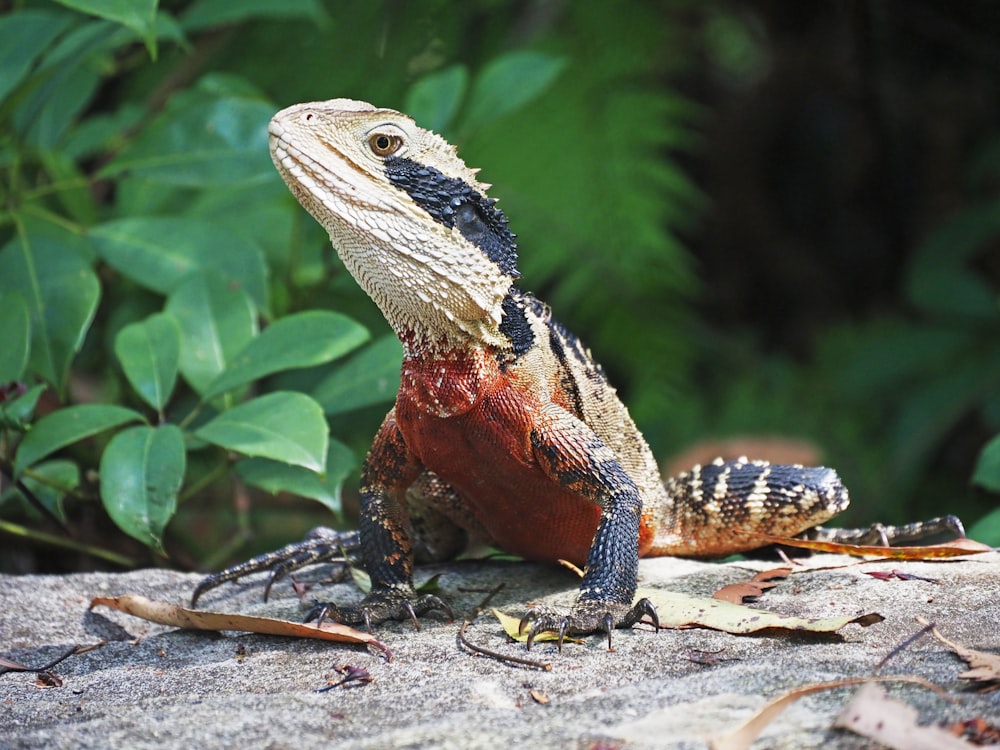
top-left (394, 349), bottom-right (603, 567)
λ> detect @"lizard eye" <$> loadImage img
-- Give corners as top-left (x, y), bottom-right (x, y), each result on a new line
top-left (368, 133), bottom-right (403, 157)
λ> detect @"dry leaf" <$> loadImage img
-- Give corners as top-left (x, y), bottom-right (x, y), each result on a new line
top-left (918, 617), bottom-right (1000, 685)
top-left (834, 683), bottom-right (974, 749)
top-left (35, 671), bottom-right (62, 688)
top-left (556, 559), bottom-right (584, 577)
top-left (709, 676), bottom-right (949, 750)
top-left (758, 535), bottom-right (992, 559)
top-left (529, 689), bottom-right (550, 704)
top-left (90, 595), bottom-right (391, 660)
top-left (714, 566), bottom-right (790, 603)
top-left (946, 717), bottom-right (1000, 745)
top-left (713, 582), bottom-right (773, 604)
top-left (638, 589), bottom-right (882, 634)
top-left (752, 567), bottom-right (792, 583)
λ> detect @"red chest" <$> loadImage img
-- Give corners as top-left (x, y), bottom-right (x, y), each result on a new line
top-left (394, 349), bottom-right (602, 567)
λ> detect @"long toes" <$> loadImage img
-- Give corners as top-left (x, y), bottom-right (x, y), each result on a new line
top-left (415, 594), bottom-right (454, 621)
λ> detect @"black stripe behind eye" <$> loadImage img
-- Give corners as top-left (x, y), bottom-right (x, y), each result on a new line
top-left (384, 156), bottom-right (519, 278)
top-left (499, 289), bottom-right (535, 357)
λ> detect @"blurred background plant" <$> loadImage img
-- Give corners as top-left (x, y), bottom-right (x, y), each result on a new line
top-left (1, 0), bottom-right (997, 574)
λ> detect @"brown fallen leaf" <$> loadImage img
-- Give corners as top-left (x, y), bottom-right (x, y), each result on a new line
top-left (758, 535), bottom-right (993, 559)
top-left (752, 567), bottom-right (792, 583)
top-left (709, 676), bottom-right (950, 750)
top-left (713, 582), bottom-right (774, 604)
top-left (529, 688), bottom-right (550, 705)
top-left (35, 671), bottom-right (62, 688)
top-left (917, 616), bottom-right (1000, 686)
top-left (946, 717), bottom-right (1000, 745)
top-left (90, 595), bottom-right (391, 660)
top-left (834, 682), bottom-right (974, 749)
top-left (714, 566), bottom-right (790, 603)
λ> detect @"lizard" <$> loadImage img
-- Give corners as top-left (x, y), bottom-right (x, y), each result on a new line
top-left (192, 99), bottom-right (964, 648)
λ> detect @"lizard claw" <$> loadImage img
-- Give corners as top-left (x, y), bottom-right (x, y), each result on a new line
top-left (518, 597), bottom-right (659, 651)
top-left (304, 589), bottom-right (454, 631)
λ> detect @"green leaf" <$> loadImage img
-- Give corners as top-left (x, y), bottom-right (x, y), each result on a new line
top-left (236, 438), bottom-right (355, 516)
top-left (0, 10), bottom-right (74, 103)
top-left (99, 89), bottom-right (274, 187)
top-left (195, 391), bottom-right (328, 472)
top-left (100, 424), bottom-right (186, 551)
top-left (14, 53), bottom-right (101, 150)
top-left (906, 203), bottom-right (1000, 319)
top-left (52, 0), bottom-right (158, 58)
top-left (313, 335), bottom-right (402, 415)
top-left (19, 460), bottom-right (80, 523)
top-left (182, 0), bottom-right (326, 31)
top-left (204, 311), bottom-right (369, 399)
top-left (0, 289), bottom-right (30, 383)
top-left (164, 274), bottom-right (258, 396)
top-left (0, 225), bottom-right (100, 391)
top-left (972, 434), bottom-right (1000, 493)
top-left (114, 313), bottom-right (181, 411)
top-left (14, 404), bottom-right (144, 476)
top-left (91, 216), bottom-right (269, 312)
top-left (405, 65), bottom-right (469, 135)
top-left (968, 506), bottom-right (1000, 547)
top-left (39, 151), bottom-right (100, 226)
top-left (0, 384), bottom-right (47, 430)
top-left (461, 51), bottom-right (567, 135)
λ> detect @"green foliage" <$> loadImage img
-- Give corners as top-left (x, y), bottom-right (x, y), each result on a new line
top-left (672, 134), bottom-right (1000, 530)
top-left (4, 1), bottom-right (697, 568)
top-left (0, 2), bottom-right (407, 563)
top-left (100, 423), bottom-right (185, 551)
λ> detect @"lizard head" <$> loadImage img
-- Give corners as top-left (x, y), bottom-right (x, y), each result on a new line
top-left (269, 99), bottom-right (518, 350)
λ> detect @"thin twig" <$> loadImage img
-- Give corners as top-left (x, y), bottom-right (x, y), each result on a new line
top-left (455, 583), bottom-right (552, 671)
top-left (875, 620), bottom-right (936, 671)
top-left (0, 642), bottom-right (105, 675)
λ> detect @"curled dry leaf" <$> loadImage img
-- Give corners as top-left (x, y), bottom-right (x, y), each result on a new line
top-left (758, 535), bottom-right (993, 559)
top-left (35, 671), bottom-right (63, 688)
top-left (529, 688), bottom-right (550, 705)
top-left (834, 683), bottom-right (974, 750)
top-left (89, 595), bottom-right (391, 660)
top-left (714, 566), bottom-right (791, 603)
top-left (713, 582), bottom-right (775, 604)
top-left (751, 567), bottom-right (792, 583)
top-left (709, 676), bottom-right (949, 750)
top-left (917, 616), bottom-right (1000, 685)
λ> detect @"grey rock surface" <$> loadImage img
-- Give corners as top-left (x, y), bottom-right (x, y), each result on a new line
top-left (2, 551), bottom-right (998, 749)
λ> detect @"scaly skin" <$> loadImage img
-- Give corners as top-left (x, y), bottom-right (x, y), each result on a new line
top-left (193, 100), bottom-right (964, 648)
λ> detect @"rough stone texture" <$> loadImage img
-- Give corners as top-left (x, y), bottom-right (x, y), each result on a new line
top-left (2, 551), bottom-right (998, 749)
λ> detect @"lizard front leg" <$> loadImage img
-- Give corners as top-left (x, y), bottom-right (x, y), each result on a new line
top-left (307, 410), bottom-right (453, 630)
top-left (519, 404), bottom-right (658, 649)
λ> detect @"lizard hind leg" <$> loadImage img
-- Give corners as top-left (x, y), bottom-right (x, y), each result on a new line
top-left (649, 457), bottom-right (850, 558)
top-left (808, 515), bottom-right (966, 546)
